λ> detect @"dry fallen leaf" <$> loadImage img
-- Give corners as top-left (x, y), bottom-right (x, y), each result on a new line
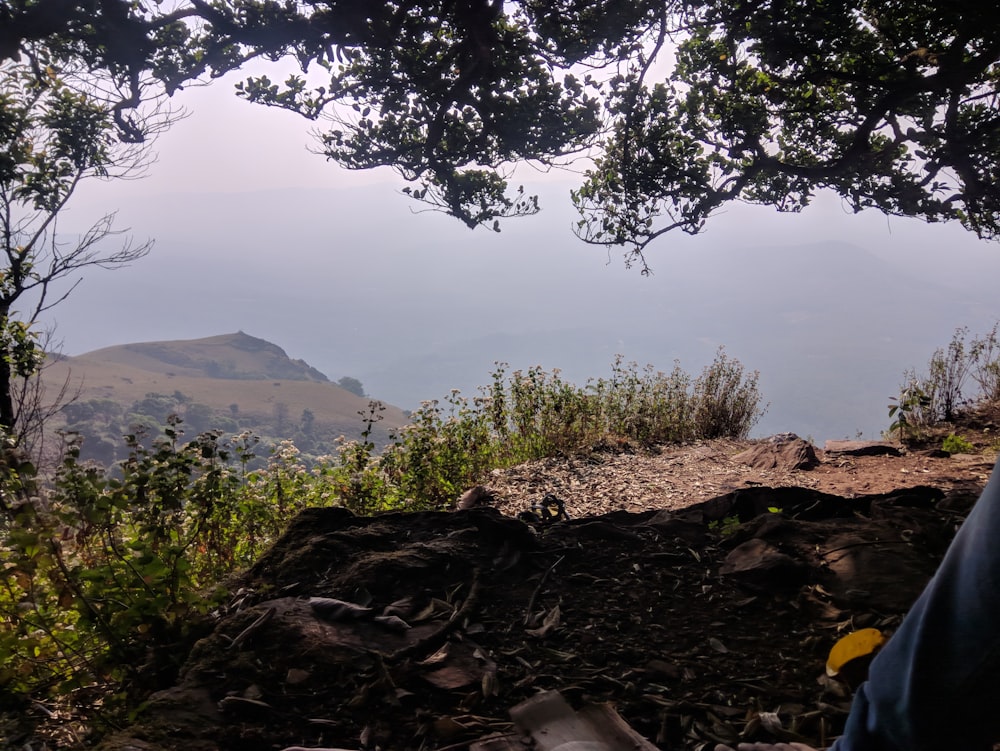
top-left (525, 604), bottom-right (561, 638)
top-left (373, 614), bottom-right (411, 632)
top-left (308, 597), bottom-right (374, 621)
top-left (382, 596), bottom-right (415, 618)
top-left (433, 717), bottom-right (466, 739)
top-left (418, 644), bottom-right (451, 666)
top-left (413, 597), bottom-right (455, 622)
top-left (758, 711), bottom-right (783, 733)
top-left (285, 668), bottom-right (310, 685)
top-left (708, 637), bottom-right (730, 654)
top-left (482, 669), bottom-right (498, 697)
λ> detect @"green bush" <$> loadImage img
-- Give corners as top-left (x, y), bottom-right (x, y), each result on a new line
top-left (692, 348), bottom-right (765, 440)
top-left (0, 423), bottom-right (330, 708)
top-left (942, 433), bottom-right (975, 454)
top-left (892, 323), bottom-right (1000, 438)
top-left (372, 353), bottom-right (764, 509)
top-left (970, 322), bottom-right (1000, 403)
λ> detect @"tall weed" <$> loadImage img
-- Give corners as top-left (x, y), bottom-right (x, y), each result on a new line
top-left (371, 354), bottom-right (764, 508)
top-left (893, 324), bottom-right (1000, 435)
top-left (970, 323), bottom-right (1000, 403)
top-left (692, 348), bottom-right (765, 439)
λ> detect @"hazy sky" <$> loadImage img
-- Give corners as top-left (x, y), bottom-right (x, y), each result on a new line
top-left (61, 62), bottom-right (1000, 286)
top-left (62, 62), bottom-right (988, 243)
top-left (43, 64), bottom-right (1000, 441)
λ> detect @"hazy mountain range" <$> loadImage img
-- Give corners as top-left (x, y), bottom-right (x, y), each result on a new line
top-left (41, 182), bottom-right (1000, 442)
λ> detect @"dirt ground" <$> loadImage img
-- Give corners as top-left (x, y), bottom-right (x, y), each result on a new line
top-left (10, 432), bottom-right (1000, 751)
top-left (486, 436), bottom-right (995, 516)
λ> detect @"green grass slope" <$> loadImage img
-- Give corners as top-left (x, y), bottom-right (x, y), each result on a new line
top-left (73, 331), bottom-right (331, 382)
top-left (40, 333), bottom-right (409, 460)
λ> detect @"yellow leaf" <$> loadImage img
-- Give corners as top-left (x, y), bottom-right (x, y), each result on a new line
top-left (826, 628), bottom-right (885, 677)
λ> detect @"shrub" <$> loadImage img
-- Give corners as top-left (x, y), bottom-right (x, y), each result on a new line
top-left (892, 323), bottom-right (1000, 438)
top-left (691, 348), bottom-right (766, 439)
top-left (970, 323), bottom-right (1000, 403)
top-left (0, 423), bottom-right (330, 708)
top-left (888, 381), bottom-right (933, 442)
top-left (942, 433), bottom-right (975, 454)
top-left (372, 354), bottom-right (764, 508)
top-left (929, 327), bottom-right (977, 422)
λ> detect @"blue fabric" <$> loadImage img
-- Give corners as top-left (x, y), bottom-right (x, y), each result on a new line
top-left (831, 458), bottom-right (1000, 751)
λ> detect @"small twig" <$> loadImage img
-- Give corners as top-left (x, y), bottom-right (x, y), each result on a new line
top-left (791, 500), bottom-right (822, 518)
top-left (524, 555), bottom-right (564, 626)
top-left (821, 540), bottom-right (912, 555)
top-left (226, 606), bottom-right (276, 650)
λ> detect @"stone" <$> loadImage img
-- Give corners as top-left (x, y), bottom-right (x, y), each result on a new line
top-left (733, 435), bottom-right (819, 471)
top-left (456, 485), bottom-right (495, 510)
top-left (718, 538), bottom-right (808, 588)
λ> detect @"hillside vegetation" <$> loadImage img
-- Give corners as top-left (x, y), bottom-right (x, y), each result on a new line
top-left (5, 328), bottom-right (1000, 749)
top-left (76, 332), bottom-right (330, 382)
top-left (1, 346), bottom-right (764, 726)
top-left (40, 332), bottom-right (409, 463)
top-left (10, 324), bottom-right (1000, 747)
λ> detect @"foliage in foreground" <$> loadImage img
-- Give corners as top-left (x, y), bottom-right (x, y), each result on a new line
top-left (0, 427), bottom-right (310, 708)
top-left (0, 352), bottom-right (763, 714)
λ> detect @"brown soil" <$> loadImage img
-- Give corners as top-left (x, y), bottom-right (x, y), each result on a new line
top-left (12, 432), bottom-right (1000, 751)
top-left (486, 437), bottom-right (995, 517)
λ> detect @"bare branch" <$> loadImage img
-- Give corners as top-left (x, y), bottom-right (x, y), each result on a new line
top-left (0, 59), bottom-right (164, 435)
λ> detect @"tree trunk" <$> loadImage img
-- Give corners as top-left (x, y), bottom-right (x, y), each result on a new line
top-left (0, 350), bottom-right (15, 436)
top-left (0, 305), bottom-right (18, 437)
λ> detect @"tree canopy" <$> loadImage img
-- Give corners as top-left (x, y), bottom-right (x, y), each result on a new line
top-left (4, 1), bottom-right (1000, 270)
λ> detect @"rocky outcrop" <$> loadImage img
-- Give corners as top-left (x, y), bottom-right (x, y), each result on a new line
top-left (824, 439), bottom-right (902, 456)
top-left (733, 433), bottom-right (820, 471)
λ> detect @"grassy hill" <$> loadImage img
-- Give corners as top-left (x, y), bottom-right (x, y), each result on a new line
top-left (40, 332), bottom-right (409, 464)
top-left (76, 331), bottom-right (332, 382)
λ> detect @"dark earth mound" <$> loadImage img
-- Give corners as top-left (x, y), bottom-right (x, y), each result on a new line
top-left (83, 478), bottom-right (981, 751)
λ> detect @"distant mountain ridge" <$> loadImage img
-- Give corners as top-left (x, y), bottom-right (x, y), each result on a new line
top-left (87, 331), bottom-right (330, 382)
top-left (41, 333), bottom-right (408, 465)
